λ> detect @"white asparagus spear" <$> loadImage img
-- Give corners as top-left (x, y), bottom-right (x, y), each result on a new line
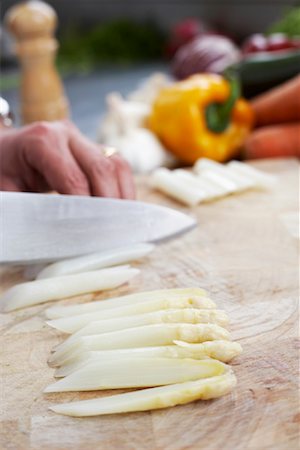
top-left (173, 170), bottom-right (222, 200)
top-left (0, 267), bottom-right (139, 312)
top-left (55, 340), bottom-right (242, 378)
top-left (48, 323), bottom-right (230, 366)
top-left (44, 357), bottom-right (228, 392)
top-left (199, 170), bottom-right (237, 194)
top-left (36, 243), bottom-right (154, 279)
top-left (46, 287), bottom-right (208, 319)
top-left (151, 167), bottom-right (205, 206)
top-left (47, 296), bottom-right (216, 334)
top-left (49, 372), bottom-right (237, 416)
top-left (175, 169), bottom-right (227, 198)
top-left (227, 161), bottom-right (277, 188)
top-left (194, 158), bottom-right (255, 190)
top-left (53, 309), bottom-right (229, 356)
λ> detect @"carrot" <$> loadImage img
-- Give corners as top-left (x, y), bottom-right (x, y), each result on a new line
top-left (244, 124), bottom-right (300, 159)
top-left (251, 75), bottom-right (300, 127)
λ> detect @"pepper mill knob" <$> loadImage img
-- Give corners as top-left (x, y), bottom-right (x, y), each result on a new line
top-left (5, 0), bottom-right (69, 124)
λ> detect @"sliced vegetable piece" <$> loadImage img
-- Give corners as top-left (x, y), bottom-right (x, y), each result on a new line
top-left (194, 158), bottom-right (255, 190)
top-left (46, 287), bottom-right (208, 319)
top-left (227, 161), bottom-right (277, 188)
top-left (151, 167), bottom-right (205, 206)
top-left (44, 357), bottom-right (228, 392)
top-left (173, 170), bottom-right (222, 200)
top-left (46, 296), bottom-right (216, 334)
top-left (48, 323), bottom-right (230, 366)
top-left (53, 308), bottom-right (229, 356)
top-left (55, 340), bottom-right (242, 378)
top-left (49, 372), bottom-right (237, 416)
top-left (0, 267), bottom-right (139, 312)
top-left (199, 170), bottom-right (237, 194)
top-left (36, 243), bottom-right (154, 279)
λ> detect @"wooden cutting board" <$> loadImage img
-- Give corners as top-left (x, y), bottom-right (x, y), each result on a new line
top-left (0, 159), bottom-right (299, 450)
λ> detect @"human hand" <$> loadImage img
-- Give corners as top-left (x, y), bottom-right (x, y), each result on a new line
top-left (0, 120), bottom-right (135, 199)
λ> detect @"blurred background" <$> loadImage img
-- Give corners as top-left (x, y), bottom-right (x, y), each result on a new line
top-left (1, 0), bottom-right (299, 138)
top-left (2, 0), bottom-right (297, 43)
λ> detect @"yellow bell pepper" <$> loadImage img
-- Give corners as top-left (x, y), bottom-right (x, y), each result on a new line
top-left (148, 74), bottom-right (254, 163)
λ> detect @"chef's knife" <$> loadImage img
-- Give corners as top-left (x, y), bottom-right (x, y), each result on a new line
top-left (0, 192), bottom-right (196, 263)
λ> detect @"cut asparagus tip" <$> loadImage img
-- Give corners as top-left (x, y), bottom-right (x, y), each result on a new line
top-left (47, 323), bottom-right (231, 367)
top-left (49, 372), bottom-right (237, 417)
top-left (45, 287), bottom-right (210, 319)
top-left (50, 308), bottom-right (229, 357)
top-left (54, 340), bottom-right (242, 378)
top-left (173, 340), bottom-right (243, 362)
top-left (44, 357), bottom-right (228, 393)
top-left (46, 295), bottom-right (216, 334)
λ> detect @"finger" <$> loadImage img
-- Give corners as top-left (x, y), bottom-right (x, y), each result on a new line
top-left (24, 138), bottom-right (91, 196)
top-left (20, 164), bottom-right (50, 193)
top-left (0, 175), bottom-right (23, 191)
top-left (110, 154), bottom-right (136, 200)
top-left (68, 128), bottom-right (121, 197)
top-left (81, 153), bottom-right (121, 198)
top-left (28, 170), bottom-right (51, 192)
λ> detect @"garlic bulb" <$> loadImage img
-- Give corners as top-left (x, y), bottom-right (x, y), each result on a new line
top-left (106, 128), bottom-right (175, 174)
top-left (98, 93), bottom-right (151, 142)
top-left (127, 73), bottom-right (171, 104)
top-left (97, 74), bottom-right (177, 173)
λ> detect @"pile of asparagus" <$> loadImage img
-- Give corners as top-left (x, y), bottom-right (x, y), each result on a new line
top-left (44, 288), bottom-right (242, 417)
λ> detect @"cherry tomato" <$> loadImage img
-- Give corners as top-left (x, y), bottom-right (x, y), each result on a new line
top-left (242, 32), bottom-right (300, 56)
top-left (242, 34), bottom-right (267, 54)
top-left (267, 33), bottom-right (294, 52)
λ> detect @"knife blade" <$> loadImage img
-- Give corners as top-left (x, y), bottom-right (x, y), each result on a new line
top-left (0, 192), bottom-right (196, 263)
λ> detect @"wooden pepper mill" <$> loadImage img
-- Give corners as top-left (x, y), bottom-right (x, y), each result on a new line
top-left (5, 0), bottom-right (69, 124)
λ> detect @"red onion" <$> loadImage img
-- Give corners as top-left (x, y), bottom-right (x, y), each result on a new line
top-left (172, 35), bottom-right (241, 79)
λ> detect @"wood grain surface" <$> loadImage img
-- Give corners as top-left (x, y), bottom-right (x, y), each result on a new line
top-left (0, 159), bottom-right (299, 450)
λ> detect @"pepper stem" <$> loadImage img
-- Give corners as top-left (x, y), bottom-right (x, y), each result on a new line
top-left (205, 72), bottom-right (241, 134)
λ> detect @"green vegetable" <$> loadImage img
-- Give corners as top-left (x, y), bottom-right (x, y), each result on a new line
top-left (57, 19), bottom-right (166, 73)
top-left (233, 50), bottom-right (300, 85)
top-left (267, 7), bottom-right (300, 37)
top-left (205, 73), bottom-right (241, 133)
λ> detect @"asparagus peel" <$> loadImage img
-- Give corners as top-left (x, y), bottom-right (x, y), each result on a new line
top-left (49, 372), bottom-right (237, 417)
